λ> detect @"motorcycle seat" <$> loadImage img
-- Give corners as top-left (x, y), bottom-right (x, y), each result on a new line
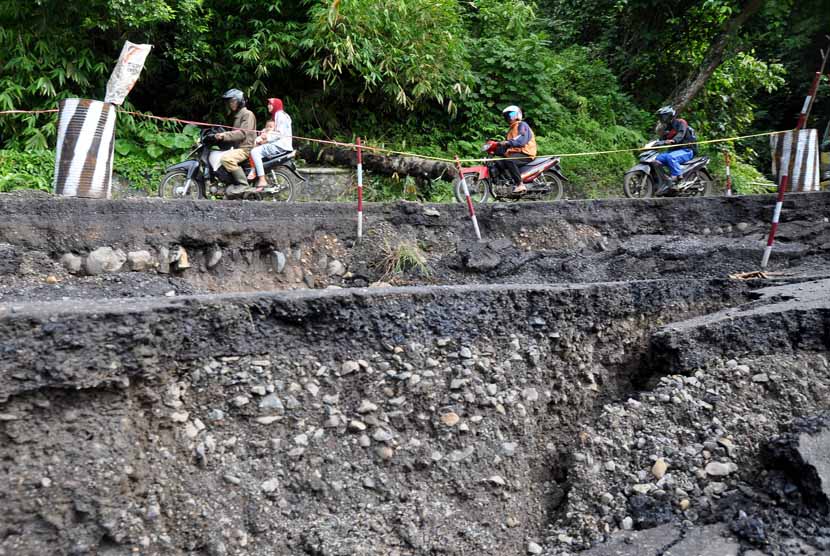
top-left (681, 156), bottom-right (708, 167)
top-left (262, 149), bottom-right (297, 162)
top-left (517, 156), bottom-right (554, 174)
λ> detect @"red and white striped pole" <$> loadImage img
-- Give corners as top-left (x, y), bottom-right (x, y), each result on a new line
top-left (455, 156), bottom-right (481, 240)
top-left (761, 71), bottom-right (822, 268)
top-left (356, 137), bottom-right (364, 240)
top-left (761, 166), bottom-right (788, 268)
top-left (796, 72), bottom-right (822, 129)
top-left (723, 150), bottom-right (733, 197)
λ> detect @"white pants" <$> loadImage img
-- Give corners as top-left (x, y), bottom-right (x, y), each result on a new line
top-left (250, 143), bottom-right (288, 177)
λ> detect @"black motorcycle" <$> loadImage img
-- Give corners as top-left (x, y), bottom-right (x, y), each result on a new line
top-left (623, 140), bottom-right (714, 198)
top-left (158, 127), bottom-right (305, 201)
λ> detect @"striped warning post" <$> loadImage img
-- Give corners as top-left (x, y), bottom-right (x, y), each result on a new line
top-left (53, 98), bottom-right (116, 199)
top-left (357, 137), bottom-right (364, 240)
top-left (723, 151), bottom-right (732, 196)
top-left (796, 72), bottom-right (822, 129)
top-left (761, 168), bottom-right (787, 269)
top-left (455, 157), bottom-right (482, 240)
top-left (761, 71), bottom-right (823, 268)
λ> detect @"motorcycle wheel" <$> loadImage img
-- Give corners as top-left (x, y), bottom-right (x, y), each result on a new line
top-left (623, 171), bottom-right (653, 198)
top-left (258, 168), bottom-right (295, 203)
top-left (158, 169), bottom-right (201, 199)
top-left (534, 171), bottom-right (564, 201)
top-left (453, 174), bottom-right (489, 204)
top-left (688, 169), bottom-right (714, 196)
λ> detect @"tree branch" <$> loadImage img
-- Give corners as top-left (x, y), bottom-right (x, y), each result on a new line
top-left (670, 0), bottom-right (766, 113)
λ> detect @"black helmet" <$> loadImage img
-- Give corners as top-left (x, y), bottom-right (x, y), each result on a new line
top-left (656, 105), bottom-right (676, 124)
top-left (222, 88), bottom-right (246, 108)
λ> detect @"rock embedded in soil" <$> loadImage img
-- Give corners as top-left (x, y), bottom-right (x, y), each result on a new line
top-left (127, 250), bottom-right (154, 271)
top-left (705, 461), bottom-right (737, 477)
top-left (84, 246), bottom-right (126, 275)
top-left (340, 360), bottom-right (360, 376)
top-left (440, 412), bottom-right (460, 426)
top-left (652, 458), bottom-right (668, 479)
top-left (60, 253), bottom-right (83, 273)
top-left (261, 479), bottom-right (279, 493)
top-left (762, 412), bottom-right (830, 512)
top-left (349, 420), bottom-right (367, 432)
top-left (357, 400), bottom-right (378, 413)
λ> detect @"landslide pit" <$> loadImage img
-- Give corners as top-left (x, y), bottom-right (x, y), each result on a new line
top-left (0, 192), bottom-right (829, 556)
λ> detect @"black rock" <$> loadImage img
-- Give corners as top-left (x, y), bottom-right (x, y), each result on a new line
top-left (729, 510), bottom-right (767, 545)
top-left (628, 494), bottom-right (673, 529)
top-left (762, 412), bottom-right (830, 514)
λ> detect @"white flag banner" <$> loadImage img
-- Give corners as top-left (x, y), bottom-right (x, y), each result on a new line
top-left (104, 41), bottom-right (152, 105)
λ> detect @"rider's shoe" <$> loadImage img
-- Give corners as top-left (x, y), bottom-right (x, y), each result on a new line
top-left (667, 175), bottom-right (682, 192)
top-left (512, 183), bottom-right (527, 194)
top-left (227, 168), bottom-right (251, 197)
top-left (656, 176), bottom-right (680, 197)
top-left (225, 184), bottom-right (249, 196)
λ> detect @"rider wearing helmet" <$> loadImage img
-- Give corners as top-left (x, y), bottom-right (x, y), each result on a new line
top-left (496, 105), bottom-right (537, 194)
top-left (654, 106), bottom-right (697, 194)
top-left (215, 88), bottom-right (257, 196)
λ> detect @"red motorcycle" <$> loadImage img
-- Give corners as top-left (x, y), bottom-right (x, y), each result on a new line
top-left (453, 140), bottom-right (568, 203)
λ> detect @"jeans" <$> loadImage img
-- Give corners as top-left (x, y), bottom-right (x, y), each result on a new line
top-left (655, 148), bottom-right (694, 177)
top-left (250, 143), bottom-right (289, 177)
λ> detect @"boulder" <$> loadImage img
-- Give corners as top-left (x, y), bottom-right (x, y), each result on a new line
top-left (84, 247), bottom-right (126, 275)
top-left (127, 250), bottom-right (155, 271)
top-left (327, 259), bottom-right (346, 276)
top-left (60, 253), bottom-right (83, 274)
top-left (762, 412), bottom-right (830, 513)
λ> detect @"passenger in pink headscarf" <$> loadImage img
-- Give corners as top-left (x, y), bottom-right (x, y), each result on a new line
top-left (248, 97), bottom-right (293, 188)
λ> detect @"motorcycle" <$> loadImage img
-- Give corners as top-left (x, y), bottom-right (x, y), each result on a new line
top-left (158, 127), bottom-right (305, 201)
top-left (453, 140), bottom-right (568, 203)
top-left (623, 140), bottom-right (714, 198)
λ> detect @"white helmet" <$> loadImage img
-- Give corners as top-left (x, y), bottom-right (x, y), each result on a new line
top-left (502, 105), bottom-right (521, 122)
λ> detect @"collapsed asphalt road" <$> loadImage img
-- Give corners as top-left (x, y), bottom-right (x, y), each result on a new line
top-left (0, 192), bottom-right (828, 556)
top-left (0, 192), bottom-right (828, 299)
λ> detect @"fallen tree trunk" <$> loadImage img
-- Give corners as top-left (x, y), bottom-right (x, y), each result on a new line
top-left (297, 143), bottom-right (456, 182)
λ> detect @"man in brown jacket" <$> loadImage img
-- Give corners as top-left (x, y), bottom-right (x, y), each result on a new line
top-left (215, 88), bottom-right (257, 196)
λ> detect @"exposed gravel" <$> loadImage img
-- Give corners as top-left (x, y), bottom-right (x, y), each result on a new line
top-left (0, 193), bottom-right (828, 555)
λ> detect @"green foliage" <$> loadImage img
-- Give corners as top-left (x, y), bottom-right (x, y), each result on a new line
top-left (687, 53), bottom-right (786, 139)
top-left (111, 123), bottom-right (199, 191)
top-left (0, 0), bottom-right (822, 199)
top-left (303, 0), bottom-right (471, 110)
top-left (357, 174), bottom-right (455, 203)
top-left (705, 146), bottom-right (775, 195)
top-left (0, 150), bottom-right (54, 192)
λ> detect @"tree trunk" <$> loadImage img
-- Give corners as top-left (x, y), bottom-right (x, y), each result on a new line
top-left (670, 0), bottom-right (766, 113)
top-left (297, 144), bottom-right (456, 182)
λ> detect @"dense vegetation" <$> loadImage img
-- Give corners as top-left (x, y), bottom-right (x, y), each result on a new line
top-left (1, 0), bottom-right (828, 197)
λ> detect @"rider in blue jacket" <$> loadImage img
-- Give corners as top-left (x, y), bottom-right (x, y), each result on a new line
top-left (654, 106), bottom-right (697, 194)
